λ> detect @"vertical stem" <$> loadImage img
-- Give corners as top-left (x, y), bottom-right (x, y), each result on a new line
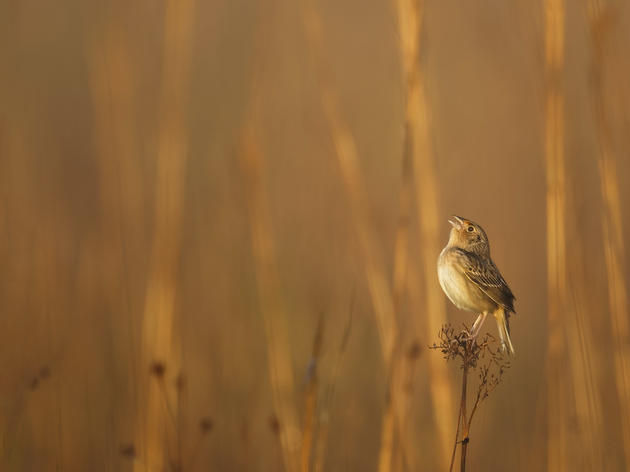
top-left (394, 0), bottom-right (454, 464)
top-left (240, 129), bottom-right (300, 472)
top-left (589, 2), bottom-right (630, 468)
top-left (543, 0), bottom-right (567, 469)
top-left (459, 364), bottom-right (469, 472)
top-left (377, 392), bottom-right (397, 472)
top-left (449, 401), bottom-right (461, 472)
top-left (304, 0), bottom-right (397, 371)
top-left (460, 440), bottom-right (468, 472)
top-left (134, 0), bottom-right (196, 469)
top-left (303, 6), bottom-right (403, 471)
top-left (301, 316), bottom-right (323, 472)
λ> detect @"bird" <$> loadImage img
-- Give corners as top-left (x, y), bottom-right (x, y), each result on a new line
top-left (437, 215), bottom-right (516, 355)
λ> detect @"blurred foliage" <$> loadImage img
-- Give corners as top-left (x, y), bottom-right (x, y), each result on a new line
top-left (0, 0), bottom-right (629, 470)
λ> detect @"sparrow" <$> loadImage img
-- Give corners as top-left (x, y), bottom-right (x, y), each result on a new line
top-left (437, 215), bottom-right (516, 355)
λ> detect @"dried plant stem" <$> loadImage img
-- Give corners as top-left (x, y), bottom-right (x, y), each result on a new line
top-left (240, 127), bottom-right (300, 472)
top-left (458, 363), bottom-right (469, 472)
top-left (448, 400), bottom-right (461, 472)
top-left (564, 244), bottom-right (604, 469)
top-left (303, 0), bottom-right (397, 372)
top-left (301, 368), bottom-right (317, 472)
top-left (544, 0), bottom-right (568, 470)
top-left (302, 6), bottom-right (404, 471)
top-left (377, 395), bottom-right (396, 472)
top-left (433, 327), bottom-right (509, 472)
top-left (300, 316), bottom-right (324, 472)
top-left (395, 0), bottom-right (454, 465)
top-left (388, 122), bottom-right (413, 472)
top-left (392, 123), bottom-right (412, 318)
top-left (312, 309), bottom-right (352, 472)
top-left (87, 23), bottom-right (145, 464)
top-left (321, 76), bottom-right (399, 472)
top-left (589, 2), bottom-right (630, 468)
top-left (234, 4), bottom-right (301, 471)
top-left (554, 37), bottom-right (605, 472)
top-left (390, 108), bottom-right (423, 471)
top-left (134, 0), bottom-right (196, 470)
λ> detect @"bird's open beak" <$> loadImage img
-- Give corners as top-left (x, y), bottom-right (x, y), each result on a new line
top-left (448, 215), bottom-right (465, 229)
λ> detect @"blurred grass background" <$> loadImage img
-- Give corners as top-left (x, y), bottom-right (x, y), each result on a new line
top-left (1, 0), bottom-right (630, 470)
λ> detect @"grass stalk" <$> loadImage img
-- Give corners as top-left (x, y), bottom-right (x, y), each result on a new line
top-left (543, 0), bottom-right (568, 470)
top-left (302, 6), bottom-right (411, 471)
top-left (394, 0), bottom-right (454, 465)
top-left (303, 0), bottom-right (397, 372)
top-left (133, 0), bottom-right (196, 469)
top-left (239, 127), bottom-right (301, 472)
top-left (588, 2), bottom-right (630, 468)
top-left (86, 24), bottom-right (145, 467)
top-left (387, 123), bottom-right (415, 472)
top-left (312, 304), bottom-right (353, 472)
top-left (300, 315), bottom-right (324, 472)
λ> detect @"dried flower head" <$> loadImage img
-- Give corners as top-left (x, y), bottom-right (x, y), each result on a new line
top-left (430, 323), bottom-right (510, 375)
top-left (407, 340), bottom-right (422, 360)
top-left (200, 417), bottom-right (214, 434)
top-left (175, 373), bottom-right (186, 391)
top-left (268, 414), bottom-right (280, 436)
top-left (39, 366), bottom-right (51, 380)
top-left (120, 443), bottom-right (136, 459)
top-left (150, 361), bottom-right (166, 378)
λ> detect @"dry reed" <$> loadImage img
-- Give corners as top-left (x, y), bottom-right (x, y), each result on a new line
top-left (300, 315), bottom-right (324, 472)
top-left (543, 0), bottom-right (568, 470)
top-left (564, 249), bottom-right (605, 469)
top-left (87, 25), bottom-right (145, 468)
top-left (133, 0), bottom-right (196, 469)
top-left (548, 4), bottom-right (607, 464)
top-left (389, 116), bottom-right (414, 472)
top-left (379, 125), bottom-right (413, 472)
top-left (312, 307), bottom-right (353, 472)
top-left (302, 5), bottom-right (412, 471)
top-left (6, 1), bottom-right (630, 470)
top-left (239, 125), bottom-right (301, 472)
top-left (302, 5), bottom-right (413, 470)
top-left (589, 1), bottom-right (630, 468)
top-left (394, 0), bottom-right (454, 466)
top-left (303, 0), bottom-right (397, 371)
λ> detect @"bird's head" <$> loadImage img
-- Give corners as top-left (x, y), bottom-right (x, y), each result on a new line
top-left (447, 215), bottom-right (490, 254)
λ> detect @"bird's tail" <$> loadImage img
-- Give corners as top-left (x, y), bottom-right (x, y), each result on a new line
top-left (494, 308), bottom-right (515, 356)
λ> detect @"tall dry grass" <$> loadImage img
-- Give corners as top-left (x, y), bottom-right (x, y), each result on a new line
top-left (545, 3), bottom-right (608, 466)
top-left (300, 315), bottom-right (323, 472)
top-left (395, 0), bottom-right (454, 467)
top-left (133, 0), bottom-right (196, 469)
top-left (303, 4), bottom-right (412, 471)
top-left (239, 124), bottom-right (301, 472)
top-left (313, 306), bottom-right (353, 472)
top-left (388, 124), bottom-right (423, 472)
top-left (589, 1), bottom-right (630, 468)
top-left (87, 25), bottom-right (146, 470)
top-left (543, 0), bottom-right (568, 470)
top-left (303, 0), bottom-right (398, 424)
top-left (4, 0), bottom-right (630, 470)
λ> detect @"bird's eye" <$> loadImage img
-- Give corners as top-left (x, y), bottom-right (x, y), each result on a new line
top-left (467, 226), bottom-right (474, 232)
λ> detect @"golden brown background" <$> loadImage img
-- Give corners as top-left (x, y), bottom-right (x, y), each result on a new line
top-left (1, 0), bottom-right (629, 470)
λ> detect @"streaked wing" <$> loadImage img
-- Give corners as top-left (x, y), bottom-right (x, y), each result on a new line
top-left (455, 249), bottom-right (515, 312)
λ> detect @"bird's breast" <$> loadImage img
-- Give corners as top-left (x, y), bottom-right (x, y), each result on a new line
top-left (438, 249), bottom-right (495, 313)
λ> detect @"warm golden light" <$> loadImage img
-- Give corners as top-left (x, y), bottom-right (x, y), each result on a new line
top-left (1, 0), bottom-right (629, 470)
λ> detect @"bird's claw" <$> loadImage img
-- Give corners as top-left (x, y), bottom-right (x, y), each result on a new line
top-left (459, 329), bottom-right (472, 340)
